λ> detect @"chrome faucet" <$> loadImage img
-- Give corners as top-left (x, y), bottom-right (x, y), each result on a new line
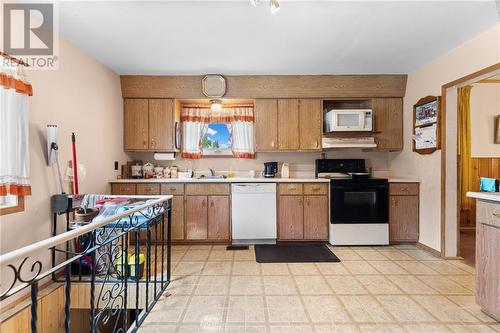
top-left (209, 168), bottom-right (216, 176)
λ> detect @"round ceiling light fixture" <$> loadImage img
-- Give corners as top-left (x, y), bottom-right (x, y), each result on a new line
top-left (210, 99), bottom-right (223, 112)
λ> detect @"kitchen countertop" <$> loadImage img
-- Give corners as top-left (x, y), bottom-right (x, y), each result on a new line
top-left (110, 177), bottom-right (331, 183)
top-left (467, 192), bottom-right (500, 203)
top-left (110, 177), bottom-right (420, 184)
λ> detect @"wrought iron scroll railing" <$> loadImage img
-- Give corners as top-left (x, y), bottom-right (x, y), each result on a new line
top-left (0, 195), bottom-right (173, 333)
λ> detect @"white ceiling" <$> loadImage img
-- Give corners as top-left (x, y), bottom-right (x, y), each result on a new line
top-left (58, 1), bottom-right (499, 75)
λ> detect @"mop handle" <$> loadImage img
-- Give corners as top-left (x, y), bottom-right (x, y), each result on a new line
top-left (71, 132), bottom-right (79, 194)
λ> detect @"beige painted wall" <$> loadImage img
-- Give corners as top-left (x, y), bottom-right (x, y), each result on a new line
top-left (470, 83), bottom-right (500, 157)
top-left (0, 38), bottom-right (126, 292)
top-left (389, 24), bottom-right (500, 252)
top-left (130, 150), bottom-right (391, 177)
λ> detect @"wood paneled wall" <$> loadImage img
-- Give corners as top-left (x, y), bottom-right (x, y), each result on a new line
top-left (0, 284), bottom-right (65, 333)
top-left (120, 75), bottom-right (408, 99)
top-left (461, 157), bottom-right (500, 228)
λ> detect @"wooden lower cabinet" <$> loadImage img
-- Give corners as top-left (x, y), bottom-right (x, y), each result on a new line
top-left (185, 194), bottom-right (231, 241)
top-left (476, 218), bottom-right (500, 321)
top-left (303, 196), bottom-right (329, 240)
top-left (186, 196), bottom-right (208, 240)
top-left (278, 183), bottom-right (329, 241)
top-left (111, 183), bottom-right (136, 195)
top-left (278, 195), bottom-right (304, 240)
top-left (171, 195), bottom-right (185, 240)
top-left (389, 191), bottom-right (419, 243)
top-left (208, 196), bottom-right (230, 240)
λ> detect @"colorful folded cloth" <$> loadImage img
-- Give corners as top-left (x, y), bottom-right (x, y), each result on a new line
top-left (480, 177), bottom-right (497, 192)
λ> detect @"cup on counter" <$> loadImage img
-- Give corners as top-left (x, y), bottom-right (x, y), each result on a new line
top-left (154, 167), bottom-right (164, 178)
top-left (248, 170), bottom-right (256, 178)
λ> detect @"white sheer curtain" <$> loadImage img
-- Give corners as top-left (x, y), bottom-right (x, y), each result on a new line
top-left (181, 106), bottom-right (208, 159)
top-left (0, 63), bottom-right (32, 196)
top-left (230, 105), bottom-right (255, 159)
top-left (180, 104), bottom-right (255, 159)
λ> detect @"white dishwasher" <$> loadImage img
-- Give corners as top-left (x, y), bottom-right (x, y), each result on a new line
top-left (231, 183), bottom-right (277, 244)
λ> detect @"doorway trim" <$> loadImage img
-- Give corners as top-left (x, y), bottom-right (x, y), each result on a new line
top-left (440, 62), bottom-right (500, 257)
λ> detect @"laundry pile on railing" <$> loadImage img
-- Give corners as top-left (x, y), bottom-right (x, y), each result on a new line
top-left (73, 194), bottom-right (166, 228)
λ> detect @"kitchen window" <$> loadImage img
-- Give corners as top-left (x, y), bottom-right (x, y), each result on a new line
top-left (202, 123), bottom-right (232, 156)
top-left (181, 104), bottom-right (255, 159)
top-left (0, 195), bottom-right (24, 216)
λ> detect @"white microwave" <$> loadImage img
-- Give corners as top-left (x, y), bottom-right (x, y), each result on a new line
top-left (324, 109), bottom-right (373, 132)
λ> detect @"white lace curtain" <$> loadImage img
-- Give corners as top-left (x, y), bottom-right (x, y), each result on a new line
top-left (0, 62), bottom-right (32, 196)
top-left (181, 104), bottom-right (255, 159)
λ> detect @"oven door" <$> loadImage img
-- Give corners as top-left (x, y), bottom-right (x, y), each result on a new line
top-left (331, 182), bottom-right (388, 224)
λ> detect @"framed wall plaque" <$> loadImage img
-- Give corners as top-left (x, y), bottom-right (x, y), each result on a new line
top-left (413, 96), bottom-right (441, 154)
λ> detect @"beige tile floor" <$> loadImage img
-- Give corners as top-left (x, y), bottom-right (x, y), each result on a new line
top-left (139, 244), bottom-right (500, 333)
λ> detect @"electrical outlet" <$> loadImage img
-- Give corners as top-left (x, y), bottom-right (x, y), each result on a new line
top-left (114, 161), bottom-right (119, 170)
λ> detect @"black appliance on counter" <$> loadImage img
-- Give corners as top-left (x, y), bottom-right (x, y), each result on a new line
top-left (316, 159), bottom-right (389, 245)
top-left (263, 162), bottom-right (278, 178)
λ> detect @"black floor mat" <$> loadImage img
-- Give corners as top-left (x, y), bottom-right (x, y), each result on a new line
top-left (255, 243), bottom-right (340, 263)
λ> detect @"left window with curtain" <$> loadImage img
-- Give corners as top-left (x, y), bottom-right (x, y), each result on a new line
top-left (0, 59), bottom-right (33, 215)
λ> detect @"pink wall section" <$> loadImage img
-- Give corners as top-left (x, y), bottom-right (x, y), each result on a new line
top-left (389, 24), bottom-right (500, 252)
top-left (0, 38), bottom-right (128, 290)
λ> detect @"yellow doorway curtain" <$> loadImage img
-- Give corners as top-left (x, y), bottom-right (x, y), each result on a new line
top-left (458, 85), bottom-right (473, 211)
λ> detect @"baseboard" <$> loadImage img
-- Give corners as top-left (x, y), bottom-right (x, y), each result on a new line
top-left (416, 242), bottom-right (443, 258)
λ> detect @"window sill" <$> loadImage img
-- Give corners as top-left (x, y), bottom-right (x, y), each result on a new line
top-left (0, 196), bottom-right (25, 216)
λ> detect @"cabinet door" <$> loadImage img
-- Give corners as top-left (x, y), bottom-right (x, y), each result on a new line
top-left (149, 99), bottom-right (175, 151)
top-left (372, 98), bottom-right (403, 151)
top-left (476, 222), bottom-right (500, 318)
top-left (277, 99), bottom-right (300, 150)
top-left (208, 196), bottom-right (230, 240)
top-left (171, 195), bottom-right (185, 240)
top-left (254, 99), bottom-right (278, 151)
top-left (389, 195), bottom-right (419, 242)
top-left (299, 99), bottom-right (322, 150)
top-left (124, 99), bottom-right (149, 151)
top-left (303, 196), bottom-right (329, 240)
top-left (186, 196), bottom-right (208, 240)
top-left (278, 195), bottom-right (304, 240)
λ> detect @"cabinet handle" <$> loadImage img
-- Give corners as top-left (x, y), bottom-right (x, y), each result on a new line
top-left (202, 200), bottom-right (206, 208)
top-left (143, 140), bottom-right (147, 147)
top-left (493, 212), bottom-right (500, 219)
top-left (210, 201), bottom-right (214, 208)
top-left (271, 140), bottom-right (275, 148)
top-left (306, 199), bottom-right (310, 206)
top-left (151, 139), bottom-right (155, 147)
top-left (299, 199), bottom-right (302, 207)
top-left (314, 140), bottom-right (319, 148)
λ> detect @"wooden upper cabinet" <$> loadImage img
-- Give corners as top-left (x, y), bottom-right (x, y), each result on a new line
top-left (207, 196), bottom-right (230, 240)
top-left (149, 99), bottom-right (175, 151)
top-left (277, 99), bottom-right (300, 150)
top-left (254, 99), bottom-right (278, 151)
top-left (372, 98), bottom-right (403, 151)
top-left (303, 196), bottom-right (329, 240)
top-left (299, 99), bottom-right (322, 150)
top-left (124, 99), bottom-right (149, 150)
